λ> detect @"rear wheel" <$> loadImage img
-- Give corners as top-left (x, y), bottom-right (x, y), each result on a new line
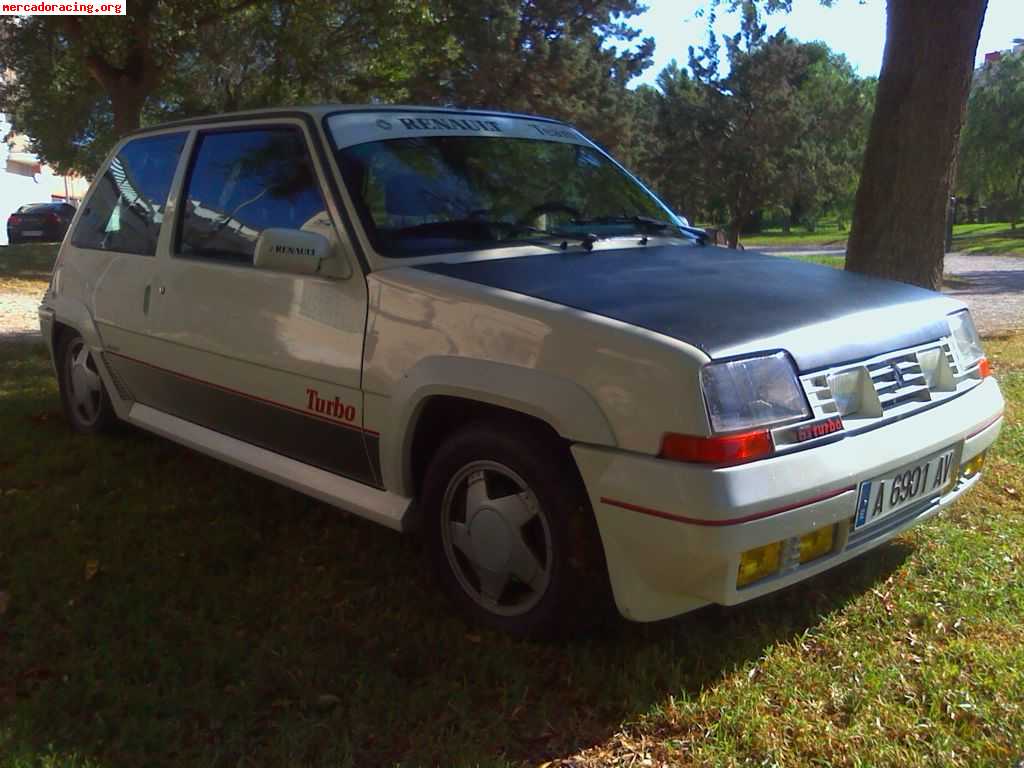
top-left (422, 419), bottom-right (610, 638)
top-left (57, 332), bottom-right (118, 433)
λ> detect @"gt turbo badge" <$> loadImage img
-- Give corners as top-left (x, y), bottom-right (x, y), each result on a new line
top-left (795, 416), bottom-right (844, 443)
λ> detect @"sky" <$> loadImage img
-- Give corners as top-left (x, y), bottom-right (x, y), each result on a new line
top-left (628, 0), bottom-right (1024, 88)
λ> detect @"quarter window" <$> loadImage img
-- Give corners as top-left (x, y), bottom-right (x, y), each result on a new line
top-left (178, 127), bottom-right (327, 265)
top-left (72, 133), bottom-right (186, 255)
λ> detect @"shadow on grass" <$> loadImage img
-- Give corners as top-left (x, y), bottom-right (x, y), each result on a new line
top-left (953, 225), bottom-right (1024, 256)
top-left (0, 343), bottom-right (914, 767)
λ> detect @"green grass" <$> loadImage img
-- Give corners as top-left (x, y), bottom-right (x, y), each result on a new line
top-left (740, 221), bottom-right (1024, 255)
top-left (0, 244), bottom-right (59, 280)
top-left (784, 253), bottom-right (845, 268)
top-left (951, 222), bottom-right (1024, 256)
top-left (1, 339), bottom-right (1022, 767)
top-left (2, 239), bottom-right (1024, 765)
top-left (740, 224), bottom-right (849, 248)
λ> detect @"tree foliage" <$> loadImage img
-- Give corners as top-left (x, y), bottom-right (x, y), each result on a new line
top-left (0, 0), bottom-right (650, 174)
top-left (959, 52), bottom-right (1024, 228)
top-left (628, 5), bottom-right (870, 244)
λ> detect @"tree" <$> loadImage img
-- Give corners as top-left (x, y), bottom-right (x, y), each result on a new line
top-left (638, 5), bottom-right (867, 246)
top-left (773, 48), bottom-right (873, 233)
top-left (1, 0), bottom-right (460, 172)
top-left (1, 1), bottom-right (271, 136)
top-left (706, 0), bottom-right (989, 288)
top-left (408, 0), bottom-right (654, 155)
top-left (843, 0), bottom-right (989, 289)
top-left (0, 0), bottom-right (648, 174)
top-left (959, 51), bottom-right (1024, 229)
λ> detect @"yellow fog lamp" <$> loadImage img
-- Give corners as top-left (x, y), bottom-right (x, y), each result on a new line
top-left (962, 451), bottom-right (986, 480)
top-left (737, 541), bottom-right (782, 588)
top-left (798, 525), bottom-right (835, 564)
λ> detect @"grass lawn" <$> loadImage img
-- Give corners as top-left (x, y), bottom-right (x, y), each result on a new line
top-left (951, 223), bottom-right (1024, 257)
top-left (740, 225), bottom-right (849, 248)
top-left (0, 244), bottom-right (57, 298)
top-left (1, 251), bottom-right (1023, 766)
top-left (741, 221), bottom-right (1024, 256)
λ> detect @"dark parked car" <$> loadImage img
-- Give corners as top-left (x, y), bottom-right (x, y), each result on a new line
top-left (6, 202), bottom-right (76, 245)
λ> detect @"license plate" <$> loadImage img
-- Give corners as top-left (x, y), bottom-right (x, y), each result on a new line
top-left (22, 230), bottom-right (42, 236)
top-left (854, 448), bottom-right (957, 530)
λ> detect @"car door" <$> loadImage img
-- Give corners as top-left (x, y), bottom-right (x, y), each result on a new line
top-left (140, 119), bottom-right (378, 486)
top-left (70, 130), bottom-right (189, 364)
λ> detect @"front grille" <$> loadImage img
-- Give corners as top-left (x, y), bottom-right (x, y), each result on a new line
top-left (789, 339), bottom-right (983, 444)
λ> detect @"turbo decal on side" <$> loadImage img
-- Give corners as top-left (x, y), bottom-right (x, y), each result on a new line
top-left (306, 387), bottom-right (357, 423)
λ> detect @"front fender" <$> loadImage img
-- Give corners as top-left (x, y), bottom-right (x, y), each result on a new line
top-left (380, 355), bottom-right (617, 495)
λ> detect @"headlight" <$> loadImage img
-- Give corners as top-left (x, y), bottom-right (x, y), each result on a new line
top-left (947, 310), bottom-right (985, 370)
top-left (701, 352), bottom-right (811, 433)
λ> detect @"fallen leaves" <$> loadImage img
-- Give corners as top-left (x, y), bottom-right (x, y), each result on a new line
top-left (84, 560), bottom-right (99, 581)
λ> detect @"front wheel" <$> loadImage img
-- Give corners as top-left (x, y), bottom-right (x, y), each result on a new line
top-left (57, 331), bottom-right (118, 433)
top-left (422, 420), bottom-right (610, 638)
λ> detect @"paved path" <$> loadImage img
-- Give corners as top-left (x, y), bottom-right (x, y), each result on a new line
top-left (942, 253), bottom-right (1024, 334)
top-left (2, 250), bottom-right (1021, 341)
top-left (755, 246), bottom-right (1024, 335)
top-left (0, 288), bottom-right (45, 342)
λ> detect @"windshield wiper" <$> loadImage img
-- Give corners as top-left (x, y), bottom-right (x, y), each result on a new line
top-left (571, 215), bottom-right (673, 231)
top-left (391, 218), bottom-right (538, 239)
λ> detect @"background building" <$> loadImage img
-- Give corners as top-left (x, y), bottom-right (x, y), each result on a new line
top-left (1, 115), bottom-right (90, 245)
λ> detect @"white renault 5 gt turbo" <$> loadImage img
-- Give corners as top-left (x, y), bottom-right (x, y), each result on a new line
top-left (39, 106), bottom-right (1004, 636)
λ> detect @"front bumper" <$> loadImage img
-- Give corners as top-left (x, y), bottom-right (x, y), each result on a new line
top-left (572, 377), bottom-right (1005, 622)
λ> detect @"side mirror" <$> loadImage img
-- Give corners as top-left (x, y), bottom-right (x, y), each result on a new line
top-left (253, 228), bottom-right (331, 275)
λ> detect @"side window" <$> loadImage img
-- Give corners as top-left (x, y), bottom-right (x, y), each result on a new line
top-left (72, 133), bottom-right (186, 255)
top-left (178, 127), bottom-right (327, 265)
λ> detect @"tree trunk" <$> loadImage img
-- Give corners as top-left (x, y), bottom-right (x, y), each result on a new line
top-left (845, 0), bottom-right (988, 289)
top-left (110, 87), bottom-right (146, 135)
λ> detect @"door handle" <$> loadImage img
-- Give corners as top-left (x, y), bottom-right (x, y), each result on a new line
top-left (143, 284), bottom-right (151, 315)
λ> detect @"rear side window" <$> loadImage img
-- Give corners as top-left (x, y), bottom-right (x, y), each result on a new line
top-left (72, 133), bottom-right (186, 255)
top-left (177, 127), bottom-right (327, 265)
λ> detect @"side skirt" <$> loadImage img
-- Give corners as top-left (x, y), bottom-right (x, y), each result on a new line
top-left (127, 403), bottom-right (412, 531)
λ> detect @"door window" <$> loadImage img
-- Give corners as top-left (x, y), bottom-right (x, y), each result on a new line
top-left (177, 127), bottom-right (327, 265)
top-left (72, 133), bottom-right (187, 255)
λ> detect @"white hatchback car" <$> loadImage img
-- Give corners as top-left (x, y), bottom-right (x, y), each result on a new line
top-left (40, 106), bottom-right (1004, 636)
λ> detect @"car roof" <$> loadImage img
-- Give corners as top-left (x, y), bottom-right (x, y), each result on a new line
top-left (127, 104), bottom-right (572, 137)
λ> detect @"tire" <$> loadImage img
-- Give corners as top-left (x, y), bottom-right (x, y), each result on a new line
top-left (57, 331), bottom-right (118, 434)
top-left (422, 418), bottom-right (611, 638)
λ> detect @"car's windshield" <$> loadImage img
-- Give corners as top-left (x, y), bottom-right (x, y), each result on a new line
top-left (334, 134), bottom-right (687, 258)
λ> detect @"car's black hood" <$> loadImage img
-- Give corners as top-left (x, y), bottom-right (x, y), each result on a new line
top-left (417, 244), bottom-right (962, 371)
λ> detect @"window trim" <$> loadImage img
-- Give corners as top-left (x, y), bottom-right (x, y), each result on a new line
top-left (172, 121), bottom-right (334, 270)
top-left (69, 130), bottom-right (189, 257)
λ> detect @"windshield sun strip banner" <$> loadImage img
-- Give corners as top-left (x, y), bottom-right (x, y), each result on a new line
top-left (326, 112), bottom-right (594, 150)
